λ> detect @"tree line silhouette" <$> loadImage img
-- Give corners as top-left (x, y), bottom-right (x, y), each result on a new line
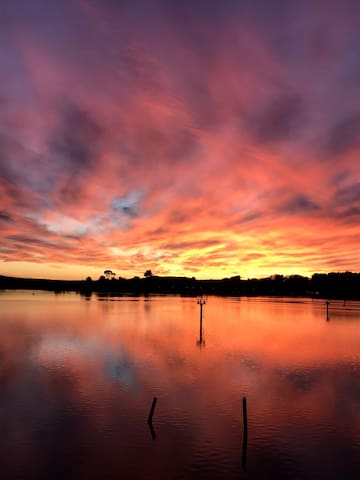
top-left (0, 271), bottom-right (359, 299)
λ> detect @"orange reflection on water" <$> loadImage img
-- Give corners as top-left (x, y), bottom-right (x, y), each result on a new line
top-left (1, 291), bottom-right (360, 479)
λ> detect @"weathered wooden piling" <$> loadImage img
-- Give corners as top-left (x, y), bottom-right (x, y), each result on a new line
top-left (326, 301), bottom-right (330, 320)
top-left (148, 421), bottom-right (156, 440)
top-left (148, 397), bottom-right (157, 440)
top-left (148, 397), bottom-right (157, 424)
top-left (242, 396), bottom-right (248, 470)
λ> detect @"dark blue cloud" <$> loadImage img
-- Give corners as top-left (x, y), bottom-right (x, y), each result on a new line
top-left (0, 211), bottom-right (12, 222)
top-left (327, 113), bottom-right (360, 155)
top-left (331, 182), bottom-right (360, 222)
top-left (111, 191), bottom-right (144, 217)
top-left (281, 194), bottom-right (320, 215)
top-left (51, 103), bottom-right (103, 173)
top-left (334, 182), bottom-right (360, 204)
top-left (246, 93), bottom-right (305, 143)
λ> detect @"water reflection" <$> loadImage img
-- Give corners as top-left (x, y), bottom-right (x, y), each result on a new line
top-left (0, 292), bottom-right (359, 479)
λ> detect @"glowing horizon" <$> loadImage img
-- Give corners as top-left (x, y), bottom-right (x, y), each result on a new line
top-left (1, 0), bottom-right (360, 281)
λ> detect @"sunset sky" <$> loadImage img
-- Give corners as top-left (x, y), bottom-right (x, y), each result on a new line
top-left (1, 0), bottom-right (359, 280)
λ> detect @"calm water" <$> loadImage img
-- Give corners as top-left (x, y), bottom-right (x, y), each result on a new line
top-left (0, 291), bottom-right (359, 479)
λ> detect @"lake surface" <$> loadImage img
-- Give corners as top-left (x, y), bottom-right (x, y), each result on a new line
top-left (0, 291), bottom-right (359, 479)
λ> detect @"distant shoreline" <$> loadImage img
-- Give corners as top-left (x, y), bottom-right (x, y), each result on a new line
top-left (1, 272), bottom-right (359, 300)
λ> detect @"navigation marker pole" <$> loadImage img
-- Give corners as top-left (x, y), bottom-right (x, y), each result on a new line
top-left (197, 296), bottom-right (207, 346)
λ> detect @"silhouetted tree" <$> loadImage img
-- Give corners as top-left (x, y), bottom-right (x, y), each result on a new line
top-left (104, 269), bottom-right (116, 280)
top-left (144, 270), bottom-right (153, 278)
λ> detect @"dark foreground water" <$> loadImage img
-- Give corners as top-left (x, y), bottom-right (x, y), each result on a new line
top-left (0, 291), bottom-right (359, 479)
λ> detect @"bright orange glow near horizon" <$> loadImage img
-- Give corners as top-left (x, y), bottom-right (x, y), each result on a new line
top-left (1, 0), bottom-right (360, 281)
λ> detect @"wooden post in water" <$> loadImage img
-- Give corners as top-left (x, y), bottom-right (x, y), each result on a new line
top-left (148, 397), bottom-right (157, 440)
top-left (148, 397), bottom-right (157, 424)
top-left (326, 301), bottom-right (330, 320)
top-left (242, 396), bottom-right (248, 470)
